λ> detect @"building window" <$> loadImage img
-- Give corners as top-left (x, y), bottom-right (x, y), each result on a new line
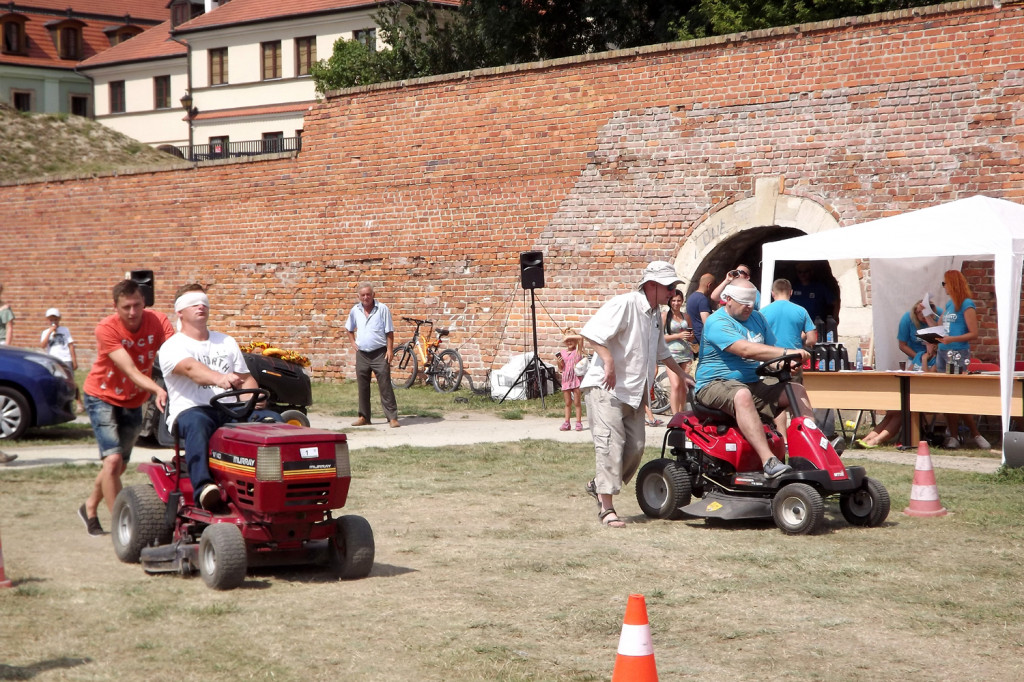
top-left (109, 81), bottom-right (125, 114)
top-left (209, 136), bottom-right (229, 158)
top-left (209, 48), bottom-right (228, 85)
top-left (261, 41), bottom-right (281, 80)
top-left (170, 0), bottom-right (201, 29)
top-left (12, 90), bottom-right (32, 112)
top-left (262, 132), bottom-right (283, 153)
top-left (295, 36), bottom-right (316, 76)
top-left (154, 76), bottom-right (171, 109)
top-left (58, 26), bottom-right (82, 59)
top-left (109, 27), bottom-right (142, 47)
top-left (70, 95), bottom-right (89, 117)
top-left (353, 28), bottom-right (376, 51)
top-left (2, 19), bottom-right (27, 55)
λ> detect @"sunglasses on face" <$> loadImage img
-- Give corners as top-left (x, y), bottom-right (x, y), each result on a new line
top-left (729, 270), bottom-right (750, 278)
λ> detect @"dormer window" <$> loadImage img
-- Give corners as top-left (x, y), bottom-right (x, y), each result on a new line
top-left (105, 25), bottom-right (143, 47)
top-left (1, 14), bottom-right (28, 56)
top-left (45, 19), bottom-right (86, 60)
top-left (170, 0), bottom-right (204, 29)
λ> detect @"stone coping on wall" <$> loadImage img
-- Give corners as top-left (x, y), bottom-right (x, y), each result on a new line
top-left (0, 151), bottom-right (300, 188)
top-left (324, 1), bottom-right (1018, 100)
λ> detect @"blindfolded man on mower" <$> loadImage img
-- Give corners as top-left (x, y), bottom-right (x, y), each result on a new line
top-left (693, 279), bottom-right (812, 479)
top-left (159, 284), bottom-right (280, 510)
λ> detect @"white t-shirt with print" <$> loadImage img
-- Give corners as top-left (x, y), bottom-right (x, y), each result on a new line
top-left (41, 325), bottom-right (74, 364)
top-left (159, 331), bottom-right (249, 427)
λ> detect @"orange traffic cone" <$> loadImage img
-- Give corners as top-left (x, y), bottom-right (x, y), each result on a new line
top-left (903, 441), bottom-right (948, 517)
top-left (612, 594), bottom-right (657, 681)
top-left (0, 525), bottom-right (12, 589)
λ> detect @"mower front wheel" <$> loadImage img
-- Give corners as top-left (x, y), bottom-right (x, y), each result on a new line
top-left (636, 458), bottom-right (691, 519)
top-left (771, 483), bottom-right (825, 535)
top-left (839, 476), bottom-right (890, 527)
top-left (329, 515), bottom-right (375, 580)
top-left (112, 485), bottom-right (171, 563)
top-left (199, 523), bottom-right (248, 590)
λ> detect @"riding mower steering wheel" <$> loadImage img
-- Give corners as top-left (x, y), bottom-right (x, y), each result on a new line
top-left (210, 388), bottom-right (271, 422)
top-left (755, 352), bottom-right (805, 383)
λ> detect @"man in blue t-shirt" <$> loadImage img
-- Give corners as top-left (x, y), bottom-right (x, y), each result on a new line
top-left (685, 273), bottom-right (716, 345)
top-left (761, 279), bottom-right (817, 352)
top-left (694, 280), bottom-right (812, 478)
top-left (790, 263), bottom-right (837, 324)
top-left (761, 279), bottom-right (817, 440)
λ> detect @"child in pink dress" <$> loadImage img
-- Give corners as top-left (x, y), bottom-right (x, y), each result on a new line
top-left (554, 332), bottom-right (584, 431)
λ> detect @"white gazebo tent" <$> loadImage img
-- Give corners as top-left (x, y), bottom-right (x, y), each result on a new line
top-left (759, 195), bottom-right (1024, 464)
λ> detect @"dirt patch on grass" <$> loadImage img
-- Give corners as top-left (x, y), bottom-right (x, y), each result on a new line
top-left (2, 447), bottom-right (1023, 680)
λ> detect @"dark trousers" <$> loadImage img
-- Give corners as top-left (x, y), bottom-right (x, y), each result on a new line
top-left (356, 346), bottom-right (398, 422)
top-left (176, 405), bottom-right (282, 492)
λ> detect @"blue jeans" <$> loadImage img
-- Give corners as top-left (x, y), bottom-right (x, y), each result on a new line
top-left (84, 393), bottom-right (143, 461)
top-left (175, 406), bottom-right (282, 493)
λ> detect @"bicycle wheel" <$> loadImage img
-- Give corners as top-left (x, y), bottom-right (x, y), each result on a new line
top-left (431, 349), bottom-right (464, 393)
top-left (650, 369), bottom-right (671, 415)
top-left (390, 344), bottom-right (418, 389)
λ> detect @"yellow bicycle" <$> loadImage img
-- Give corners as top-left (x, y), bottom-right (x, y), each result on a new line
top-left (390, 317), bottom-right (464, 392)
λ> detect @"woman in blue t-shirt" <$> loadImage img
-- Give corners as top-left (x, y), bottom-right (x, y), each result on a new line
top-left (936, 270), bottom-right (990, 450)
top-left (857, 300), bottom-right (940, 449)
top-left (896, 298), bottom-right (940, 370)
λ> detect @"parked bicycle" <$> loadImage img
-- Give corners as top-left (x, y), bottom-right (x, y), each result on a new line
top-left (390, 317), bottom-right (465, 392)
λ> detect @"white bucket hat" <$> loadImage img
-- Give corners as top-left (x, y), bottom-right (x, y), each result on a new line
top-left (638, 261), bottom-right (683, 290)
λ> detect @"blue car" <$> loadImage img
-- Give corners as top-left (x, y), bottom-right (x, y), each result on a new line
top-left (0, 345), bottom-right (78, 440)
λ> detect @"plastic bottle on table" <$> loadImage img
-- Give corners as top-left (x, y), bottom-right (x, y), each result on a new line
top-left (855, 347), bottom-right (864, 371)
top-left (824, 315), bottom-right (838, 343)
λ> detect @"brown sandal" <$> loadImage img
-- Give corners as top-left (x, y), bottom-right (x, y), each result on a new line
top-left (599, 508), bottom-right (626, 528)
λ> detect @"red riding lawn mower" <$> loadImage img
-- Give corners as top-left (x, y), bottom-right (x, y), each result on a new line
top-left (636, 354), bottom-right (890, 535)
top-left (111, 389), bottom-right (374, 589)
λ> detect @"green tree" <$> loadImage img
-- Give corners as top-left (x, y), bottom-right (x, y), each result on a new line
top-left (311, 0), bottom-right (940, 92)
top-left (675, 0), bottom-right (937, 39)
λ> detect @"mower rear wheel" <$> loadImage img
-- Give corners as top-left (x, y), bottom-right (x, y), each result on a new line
top-left (635, 458), bottom-right (691, 519)
top-left (199, 523), bottom-right (247, 590)
top-left (279, 409), bottom-right (310, 427)
top-left (329, 515), bottom-right (375, 580)
top-left (771, 483), bottom-right (825, 535)
top-left (839, 477), bottom-right (890, 527)
top-left (112, 485), bottom-right (171, 563)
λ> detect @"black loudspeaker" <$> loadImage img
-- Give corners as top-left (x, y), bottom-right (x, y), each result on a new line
top-left (130, 269), bottom-right (155, 307)
top-left (519, 251), bottom-right (545, 290)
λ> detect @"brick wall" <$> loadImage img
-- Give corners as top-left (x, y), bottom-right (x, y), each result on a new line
top-left (2, 0), bottom-right (1023, 381)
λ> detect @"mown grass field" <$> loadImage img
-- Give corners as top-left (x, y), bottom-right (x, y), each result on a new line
top-left (2, 436), bottom-right (1023, 681)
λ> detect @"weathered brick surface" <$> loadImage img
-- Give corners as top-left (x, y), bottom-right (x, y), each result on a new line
top-left (2, 1), bottom-right (1023, 379)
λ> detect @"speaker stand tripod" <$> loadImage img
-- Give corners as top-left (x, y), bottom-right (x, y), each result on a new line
top-left (500, 287), bottom-right (547, 407)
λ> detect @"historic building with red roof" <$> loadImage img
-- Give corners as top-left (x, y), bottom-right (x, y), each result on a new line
top-left (77, 0), bottom-right (458, 158)
top-left (1, 0), bottom-right (166, 114)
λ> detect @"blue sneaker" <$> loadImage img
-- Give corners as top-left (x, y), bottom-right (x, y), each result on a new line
top-left (763, 457), bottom-right (792, 479)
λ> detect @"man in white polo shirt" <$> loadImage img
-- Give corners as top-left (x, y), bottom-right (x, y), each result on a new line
top-left (346, 282), bottom-right (400, 428)
top-left (580, 261), bottom-right (694, 528)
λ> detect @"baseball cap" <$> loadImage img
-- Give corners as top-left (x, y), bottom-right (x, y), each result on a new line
top-left (45, 308), bottom-right (60, 318)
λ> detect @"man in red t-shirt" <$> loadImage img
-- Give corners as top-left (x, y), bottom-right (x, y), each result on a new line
top-left (78, 280), bottom-right (174, 537)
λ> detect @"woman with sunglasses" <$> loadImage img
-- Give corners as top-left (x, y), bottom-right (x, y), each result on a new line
top-left (936, 270), bottom-right (990, 450)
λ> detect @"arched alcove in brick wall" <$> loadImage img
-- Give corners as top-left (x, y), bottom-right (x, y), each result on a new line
top-left (673, 177), bottom-right (871, 348)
